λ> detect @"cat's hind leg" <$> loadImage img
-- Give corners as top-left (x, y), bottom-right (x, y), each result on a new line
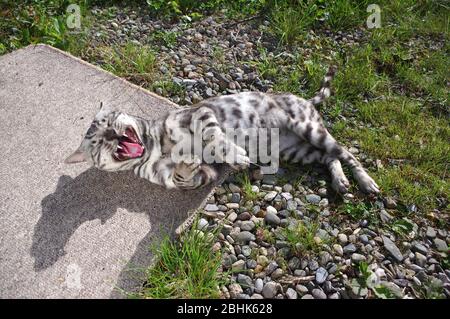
top-left (288, 118), bottom-right (379, 194)
top-left (282, 141), bottom-right (350, 193)
top-left (321, 156), bottom-right (350, 194)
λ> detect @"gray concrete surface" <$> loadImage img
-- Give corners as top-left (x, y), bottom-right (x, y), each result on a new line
top-left (0, 44), bottom-right (220, 298)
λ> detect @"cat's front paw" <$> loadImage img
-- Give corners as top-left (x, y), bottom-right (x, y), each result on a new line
top-left (224, 144), bottom-right (250, 170)
top-left (178, 154), bottom-right (202, 165)
top-left (230, 154), bottom-right (251, 171)
top-left (175, 159), bottom-right (201, 181)
top-left (332, 175), bottom-right (350, 194)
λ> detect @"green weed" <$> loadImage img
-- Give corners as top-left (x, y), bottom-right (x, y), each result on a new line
top-left (138, 219), bottom-right (224, 298)
top-left (94, 42), bottom-right (157, 87)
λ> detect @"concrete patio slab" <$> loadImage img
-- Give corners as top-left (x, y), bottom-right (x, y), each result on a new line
top-left (0, 44), bottom-right (221, 298)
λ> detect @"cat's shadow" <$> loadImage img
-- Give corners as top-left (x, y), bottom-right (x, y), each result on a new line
top-left (31, 167), bottom-right (217, 297)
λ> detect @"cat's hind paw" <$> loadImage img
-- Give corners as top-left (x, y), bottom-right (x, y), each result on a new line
top-left (332, 175), bottom-right (350, 194)
top-left (358, 174), bottom-right (380, 194)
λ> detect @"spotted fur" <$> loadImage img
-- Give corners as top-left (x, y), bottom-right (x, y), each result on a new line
top-left (66, 66), bottom-right (379, 194)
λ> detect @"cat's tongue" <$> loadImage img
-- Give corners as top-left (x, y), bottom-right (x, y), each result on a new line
top-left (115, 127), bottom-right (145, 160)
top-left (119, 140), bottom-right (144, 158)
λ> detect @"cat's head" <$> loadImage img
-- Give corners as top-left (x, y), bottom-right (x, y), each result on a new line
top-left (65, 103), bottom-right (145, 171)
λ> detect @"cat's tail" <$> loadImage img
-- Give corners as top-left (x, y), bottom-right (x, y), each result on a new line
top-left (309, 65), bottom-right (337, 105)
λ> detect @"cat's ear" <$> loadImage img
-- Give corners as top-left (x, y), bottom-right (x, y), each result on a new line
top-left (64, 148), bottom-right (87, 164)
top-left (99, 101), bottom-right (111, 112)
top-left (97, 101), bottom-right (112, 117)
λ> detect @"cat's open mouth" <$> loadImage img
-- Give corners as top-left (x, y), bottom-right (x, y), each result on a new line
top-left (113, 127), bottom-right (145, 161)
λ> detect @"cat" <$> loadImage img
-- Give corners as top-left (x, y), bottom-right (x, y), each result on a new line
top-left (65, 66), bottom-right (379, 194)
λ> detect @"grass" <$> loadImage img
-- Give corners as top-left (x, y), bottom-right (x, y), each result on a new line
top-left (247, 46), bottom-right (280, 80)
top-left (252, 1), bottom-right (449, 216)
top-left (390, 218), bottom-right (416, 238)
top-left (341, 202), bottom-right (373, 220)
top-left (146, 0), bottom-right (268, 19)
top-left (255, 224), bottom-right (276, 244)
top-left (235, 172), bottom-right (259, 201)
top-left (413, 277), bottom-right (446, 299)
top-left (92, 42), bottom-right (158, 87)
top-left (281, 219), bottom-right (325, 256)
top-left (149, 30), bottom-right (179, 48)
top-left (152, 79), bottom-right (187, 100)
top-left (269, 0), bottom-right (370, 44)
top-left (146, 0), bottom-right (222, 17)
top-left (0, 0), bottom-right (92, 55)
top-left (336, 98), bottom-right (449, 210)
top-left (137, 219), bottom-right (224, 299)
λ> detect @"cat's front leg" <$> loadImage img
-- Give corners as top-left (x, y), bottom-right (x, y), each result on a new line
top-left (173, 157), bottom-right (218, 190)
top-left (135, 154), bottom-right (217, 190)
top-left (134, 157), bottom-right (178, 188)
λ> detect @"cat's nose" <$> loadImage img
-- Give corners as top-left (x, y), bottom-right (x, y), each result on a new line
top-left (104, 129), bottom-right (120, 141)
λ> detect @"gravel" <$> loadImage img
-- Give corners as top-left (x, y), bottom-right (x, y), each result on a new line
top-left (426, 227), bottom-right (437, 239)
top-left (312, 289), bottom-right (327, 299)
top-left (411, 242), bottom-right (429, 255)
top-left (237, 274), bottom-right (253, 288)
top-left (315, 267), bottom-right (328, 284)
top-left (305, 194), bottom-right (321, 204)
top-left (379, 210), bottom-right (393, 223)
top-left (338, 234), bottom-right (348, 245)
top-left (433, 238), bottom-right (448, 252)
top-left (254, 278), bottom-right (264, 293)
top-left (197, 218), bottom-right (209, 230)
top-left (265, 211), bottom-right (281, 226)
top-left (262, 282), bottom-right (278, 298)
top-left (234, 231), bottom-right (256, 243)
top-left (205, 204), bottom-right (219, 211)
top-left (343, 243), bottom-right (357, 254)
top-left (240, 221), bottom-right (255, 231)
top-left (232, 260), bottom-right (246, 272)
top-left (265, 261), bottom-right (278, 275)
top-left (264, 191), bottom-right (278, 201)
top-left (285, 287), bottom-right (298, 299)
top-left (382, 236), bottom-right (404, 262)
top-left (228, 283), bottom-right (243, 298)
top-left (351, 253), bottom-right (366, 263)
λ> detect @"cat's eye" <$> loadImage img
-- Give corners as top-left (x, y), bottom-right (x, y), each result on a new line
top-left (104, 129), bottom-right (119, 141)
top-left (86, 123), bottom-right (98, 137)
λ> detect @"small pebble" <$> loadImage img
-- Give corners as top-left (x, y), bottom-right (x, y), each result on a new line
top-left (286, 287), bottom-right (298, 299)
top-left (262, 282), bottom-right (278, 299)
top-left (312, 288), bottom-right (327, 299)
top-left (315, 267), bottom-right (328, 284)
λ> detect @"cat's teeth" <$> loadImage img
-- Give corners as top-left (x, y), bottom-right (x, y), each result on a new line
top-left (123, 133), bottom-right (128, 138)
top-left (117, 145), bottom-right (123, 150)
